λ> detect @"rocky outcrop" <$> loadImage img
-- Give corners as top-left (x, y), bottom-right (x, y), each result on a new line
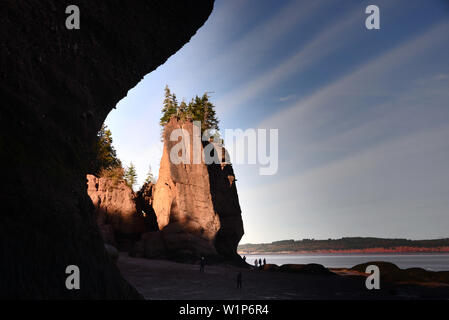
top-left (260, 263), bottom-right (336, 276)
top-left (86, 174), bottom-right (147, 249)
top-left (207, 146), bottom-right (245, 259)
top-left (351, 262), bottom-right (449, 285)
top-left (0, 1), bottom-right (214, 298)
top-left (136, 118), bottom-right (244, 261)
top-left (135, 182), bottom-right (159, 232)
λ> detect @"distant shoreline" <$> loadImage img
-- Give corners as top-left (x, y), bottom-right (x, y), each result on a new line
top-left (238, 246), bottom-right (449, 255)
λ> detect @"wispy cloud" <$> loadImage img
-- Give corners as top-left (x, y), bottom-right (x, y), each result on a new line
top-left (259, 20), bottom-right (449, 130)
top-left (279, 94), bottom-right (296, 102)
top-left (435, 73), bottom-right (449, 80)
top-left (105, 1), bottom-right (449, 243)
top-left (238, 20), bottom-right (449, 242)
top-left (216, 7), bottom-right (363, 114)
top-left (208, 0), bottom-right (329, 72)
top-left (240, 121), bottom-right (449, 241)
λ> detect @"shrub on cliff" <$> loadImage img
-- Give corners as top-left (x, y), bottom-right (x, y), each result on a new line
top-left (99, 166), bottom-right (125, 186)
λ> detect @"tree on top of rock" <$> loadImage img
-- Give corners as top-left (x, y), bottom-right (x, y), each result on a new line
top-left (159, 86), bottom-right (220, 134)
top-left (124, 162), bottom-right (138, 190)
top-left (178, 100), bottom-right (189, 121)
top-left (144, 165), bottom-right (156, 184)
top-left (188, 93), bottom-right (219, 133)
top-left (160, 85), bottom-right (179, 126)
top-left (90, 124), bottom-right (122, 175)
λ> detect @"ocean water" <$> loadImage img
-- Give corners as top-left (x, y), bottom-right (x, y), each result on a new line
top-left (242, 253), bottom-right (449, 271)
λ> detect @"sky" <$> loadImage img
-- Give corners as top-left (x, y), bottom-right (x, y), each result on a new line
top-left (105, 0), bottom-right (449, 244)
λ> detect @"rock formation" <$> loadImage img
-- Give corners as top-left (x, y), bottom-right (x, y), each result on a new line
top-left (0, 1), bottom-right (214, 298)
top-left (86, 174), bottom-right (147, 249)
top-left (135, 182), bottom-right (159, 232)
top-left (136, 118), bottom-right (244, 261)
top-left (351, 262), bottom-right (449, 285)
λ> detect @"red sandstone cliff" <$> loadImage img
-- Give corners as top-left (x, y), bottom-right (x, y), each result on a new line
top-left (87, 118), bottom-right (244, 262)
top-left (87, 174), bottom-right (147, 249)
top-left (136, 118), bottom-right (244, 261)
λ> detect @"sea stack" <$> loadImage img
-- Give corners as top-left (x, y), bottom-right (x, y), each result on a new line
top-left (139, 118), bottom-right (244, 261)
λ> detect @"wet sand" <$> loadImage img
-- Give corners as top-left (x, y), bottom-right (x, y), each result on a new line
top-left (117, 253), bottom-right (449, 299)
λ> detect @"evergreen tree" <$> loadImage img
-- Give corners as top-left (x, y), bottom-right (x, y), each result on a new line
top-left (178, 100), bottom-right (188, 121)
top-left (172, 92), bottom-right (179, 115)
top-left (159, 87), bottom-right (220, 135)
top-left (91, 124), bottom-right (122, 175)
top-left (201, 93), bottom-right (219, 133)
top-left (144, 165), bottom-right (156, 184)
top-left (160, 85), bottom-right (178, 126)
top-left (124, 163), bottom-right (138, 189)
top-left (186, 95), bottom-right (201, 123)
top-left (188, 93), bottom-right (219, 132)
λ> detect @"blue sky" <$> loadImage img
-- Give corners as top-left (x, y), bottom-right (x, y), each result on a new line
top-left (105, 0), bottom-right (449, 243)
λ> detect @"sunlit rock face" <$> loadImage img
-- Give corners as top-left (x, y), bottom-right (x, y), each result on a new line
top-left (87, 174), bottom-right (147, 248)
top-left (0, 1), bottom-right (213, 298)
top-left (142, 118), bottom-right (244, 261)
top-left (86, 175), bottom-right (159, 251)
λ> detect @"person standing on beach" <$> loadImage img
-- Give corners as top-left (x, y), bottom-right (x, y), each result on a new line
top-left (237, 272), bottom-right (242, 289)
top-left (200, 256), bottom-right (205, 273)
top-left (263, 258), bottom-right (266, 266)
top-left (259, 258), bottom-right (262, 268)
top-left (254, 259), bottom-right (258, 268)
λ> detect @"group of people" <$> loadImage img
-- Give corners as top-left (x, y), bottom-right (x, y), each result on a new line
top-left (242, 256), bottom-right (266, 269)
top-left (254, 257), bottom-right (266, 268)
top-left (198, 255), bottom-right (268, 290)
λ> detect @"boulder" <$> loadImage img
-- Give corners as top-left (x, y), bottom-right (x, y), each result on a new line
top-left (351, 261), bottom-right (449, 285)
top-left (260, 264), bottom-right (280, 271)
top-left (278, 263), bottom-right (336, 276)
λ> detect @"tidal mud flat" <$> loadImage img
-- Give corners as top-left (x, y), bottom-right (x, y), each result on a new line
top-left (117, 253), bottom-right (449, 300)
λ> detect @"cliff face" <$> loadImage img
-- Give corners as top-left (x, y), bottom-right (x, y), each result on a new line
top-left (139, 119), bottom-right (244, 261)
top-left (207, 151), bottom-right (245, 259)
top-left (0, 1), bottom-right (214, 298)
top-left (86, 174), bottom-right (148, 248)
top-left (135, 182), bottom-right (159, 232)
